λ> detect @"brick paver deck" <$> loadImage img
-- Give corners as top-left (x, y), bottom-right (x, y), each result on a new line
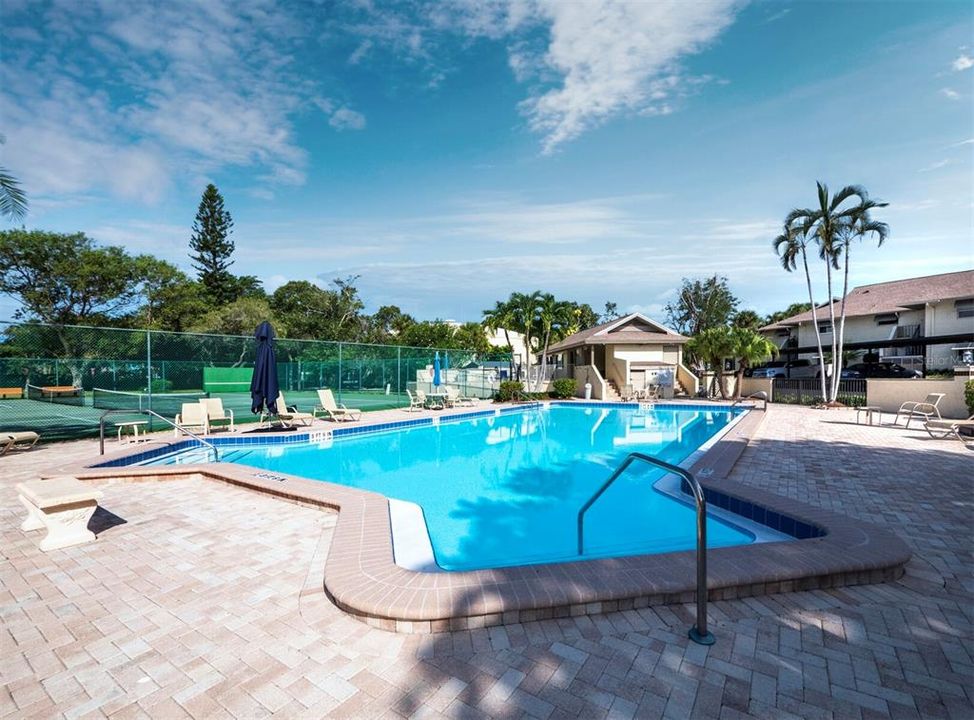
top-left (2, 405), bottom-right (972, 718)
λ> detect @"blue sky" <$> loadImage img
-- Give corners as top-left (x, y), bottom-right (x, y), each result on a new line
top-left (2, 0), bottom-right (972, 324)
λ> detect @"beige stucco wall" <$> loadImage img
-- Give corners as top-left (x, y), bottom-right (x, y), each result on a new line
top-left (866, 377), bottom-right (970, 419)
top-left (740, 377), bottom-right (774, 400)
top-left (574, 365), bottom-right (606, 400)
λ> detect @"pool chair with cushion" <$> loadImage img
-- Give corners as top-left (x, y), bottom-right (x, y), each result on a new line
top-left (2, 431), bottom-right (40, 455)
top-left (174, 402), bottom-right (209, 437)
top-left (261, 392), bottom-right (315, 428)
top-left (924, 415), bottom-right (974, 442)
top-left (314, 388), bottom-right (362, 423)
top-left (445, 386), bottom-right (476, 407)
top-left (404, 389), bottom-right (424, 412)
top-left (894, 392), bottom-right (946, 429)
top-left (200, 398), bottom-right (235, 432)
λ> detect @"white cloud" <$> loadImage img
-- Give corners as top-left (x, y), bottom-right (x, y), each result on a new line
top-left (940, 88), bottom-right (961, 100)
top-left (329, 107), bottom-right (367, 131)
top-left (344, 0), bottom-right (743, 154)
top-left (515, 1), bottom-right (741, 153)
top-left (918, 159), bottom-right (951, 172)
top-left (0, 0), bottom-right (331, 203)
top-left (952, 54), bottom-right (973, 71)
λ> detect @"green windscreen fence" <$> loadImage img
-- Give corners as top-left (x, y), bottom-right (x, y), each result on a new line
top-left (0, 321), bottom-right (512, 440)
top-left (203, 367), bottom-right (252, 393)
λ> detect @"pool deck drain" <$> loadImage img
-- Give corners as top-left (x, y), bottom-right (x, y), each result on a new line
top-left (50, 400), bottom-right (912, 633)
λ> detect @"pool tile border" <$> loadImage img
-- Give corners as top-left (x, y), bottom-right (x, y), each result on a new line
top-left (55, 400), bottom-right (911, 634)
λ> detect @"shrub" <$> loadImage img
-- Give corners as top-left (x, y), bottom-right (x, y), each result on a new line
top-left (496, 380), bottom-right (525, 402)
top-left (150, 379), bottom-right (174, 393)
top-left (550, 378), bottom-right (577, 399)
top-left (965, 379), bottom-right (974, 415)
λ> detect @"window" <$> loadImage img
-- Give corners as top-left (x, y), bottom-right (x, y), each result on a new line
top-left (956, 299), bottom-right (974, 319)
top-left (874, 313), bottom-right (898, 325)
top-left (818, 322), bottom-right (832, 334)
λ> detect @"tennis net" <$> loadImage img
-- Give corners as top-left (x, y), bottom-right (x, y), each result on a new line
top-left (92, 388), bottom-right (209, 418)
top-left (26, 383), bottom-right (85, 406)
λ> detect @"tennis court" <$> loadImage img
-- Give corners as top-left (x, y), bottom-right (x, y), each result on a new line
top-left (0, 321), bottom-right (510, 441)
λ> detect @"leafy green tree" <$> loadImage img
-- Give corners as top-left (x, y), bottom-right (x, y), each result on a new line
top-left (686, 326), bottom-right (735, 399)
top-left (269, 277), bottom-right (366, 341)
top-left (370, 305), bottom-right (415, 342)
top-left (399, 321), bottom-right (489, 352)
top-left (190, 296), bottom-right (282, 337)
top-left (664, 276), bottom-right (739, 337)
top-left (0, 230), bottom-right (149, 326)
top-left (731, 310), bottom-right (763, 331)
top-left (728, 327), bottom-right (778, 399)
top-left (568, 302), bottom-right (600, 333)
top-left (482, 300), bottom-right (515, 349)
top-left (764, 302), bottom-right (812, 325)
top-left (130, 258), bottom-right (209, 331)
top-left (599, 301), bottom-right (619, 324)
top-left (189, 184), bottom-right (236, 305)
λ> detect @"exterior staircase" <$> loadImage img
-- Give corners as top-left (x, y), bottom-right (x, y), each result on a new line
top-left (603, 381), bottom-right (623, 402)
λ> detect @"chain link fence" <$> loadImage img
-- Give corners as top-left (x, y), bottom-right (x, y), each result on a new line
top-left (0, 321), bottom-right (512, 440)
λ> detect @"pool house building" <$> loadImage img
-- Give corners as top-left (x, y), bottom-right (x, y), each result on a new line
top-left (548, 313), bottom-right (698, 400)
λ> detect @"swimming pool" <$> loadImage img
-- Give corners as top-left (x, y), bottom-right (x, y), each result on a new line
top-left (144, 404), bottom-right (775, 571)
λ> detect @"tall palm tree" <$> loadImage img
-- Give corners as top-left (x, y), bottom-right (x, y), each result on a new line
top-left (830, 196), bottom-right (889, 399)
top-left (482, 300), bottom-right (514, 350)
top-left (773, 211), bottom-right (829, 402)
top-left (729, 327), bottom-right (778, 399)
top-left (535, 294), bottom-right (573, 389)
top-left (506, 291), bottom-right (542, 384)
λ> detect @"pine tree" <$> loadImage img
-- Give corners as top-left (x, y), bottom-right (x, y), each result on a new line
top-left (189, 184), bottom-right (236, 305)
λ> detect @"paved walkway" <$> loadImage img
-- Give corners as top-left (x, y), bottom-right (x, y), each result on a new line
top-left (1, 406), bottom-right (971, 719)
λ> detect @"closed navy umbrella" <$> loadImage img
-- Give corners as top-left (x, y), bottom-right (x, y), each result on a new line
top-left (250, 321), bottom-right (279, 415)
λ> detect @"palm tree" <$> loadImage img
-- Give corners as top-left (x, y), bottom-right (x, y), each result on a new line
top-left (506, 291), bottom-right (543, 384)
top-left (482, 300), bottom-right (514, 350)
top-left (687, 327), bottom-right (735, 399)
top-left (829, 195), bottom-right (889, 399)
top-left (773, 211), bottom-right (829, 402)
top-left (729, 328), bottom-right (778, 399)
top-left (535, 294), bottom-right (573, 389)
top-left (0, 136), bottom-right (28, 222)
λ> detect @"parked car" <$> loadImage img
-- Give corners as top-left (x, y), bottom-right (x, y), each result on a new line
top-left (844, 362), bottom-right (922, 379)
top-left (750, 359), bottom-right (819, 379)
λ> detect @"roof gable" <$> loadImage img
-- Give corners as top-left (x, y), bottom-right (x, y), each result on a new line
top-left (548, 312), bottom-right (689, 352)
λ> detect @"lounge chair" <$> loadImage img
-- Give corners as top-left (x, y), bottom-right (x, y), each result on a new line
top-left (894, 393), bottom-right (945, 429)
top-left (445, 386), bottom-right (476, 407)
top-left (924, 415), bottom-right (974, 442)
top-left (200, 398), bottom-right (235, 432)
top-left (2, 431), bottom-right (40, 455)
top-left (174, 402), bottom-right (209, 437)
top-left (620, 384), bottom-right (636, 402)
top-left (261, 392), bottom-right (315, 428)
top-left (404, 389), bottom-right (424, 412)
top-left (314, 388), bottom-right (362, 422)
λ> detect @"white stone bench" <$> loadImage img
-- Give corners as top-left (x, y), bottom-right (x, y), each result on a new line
top-left (17, 478), bottom-right (103, 551)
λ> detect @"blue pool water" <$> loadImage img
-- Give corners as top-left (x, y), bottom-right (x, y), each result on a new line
top-left (152, 405), bottom-right (755, 570)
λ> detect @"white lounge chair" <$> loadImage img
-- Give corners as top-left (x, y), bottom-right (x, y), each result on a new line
top-left (445, 386), bottom-right (476, 407)
top-left (894, 393), bottom-right (945, 429)
top-left (200, 398), bottom-right (235, 432)
top-left (924, 415), bottom-right (974, 442)
top-left (419, 389), bottom-right (443, 410)
top-left (262, 392), bottom-right (315, 427)
top-left (404, 389), bottom-right (424, 412)
top-left (314, 388), bottom-right (362, 422)
top-left (2, 431), bottom-right (40, 455)
top-left (174, 402), bottom-right (209, 437)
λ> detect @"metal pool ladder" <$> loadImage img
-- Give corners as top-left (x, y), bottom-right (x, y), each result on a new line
top-left (98, 409), bottom-right (220, 462)
top-left (577, 452), bottom-right (715, 646)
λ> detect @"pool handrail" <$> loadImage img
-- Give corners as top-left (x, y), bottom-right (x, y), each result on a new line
top-left (98, 408), bottom-right (219, 462)
top-left (576, 452), bottom-right (715, 646)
